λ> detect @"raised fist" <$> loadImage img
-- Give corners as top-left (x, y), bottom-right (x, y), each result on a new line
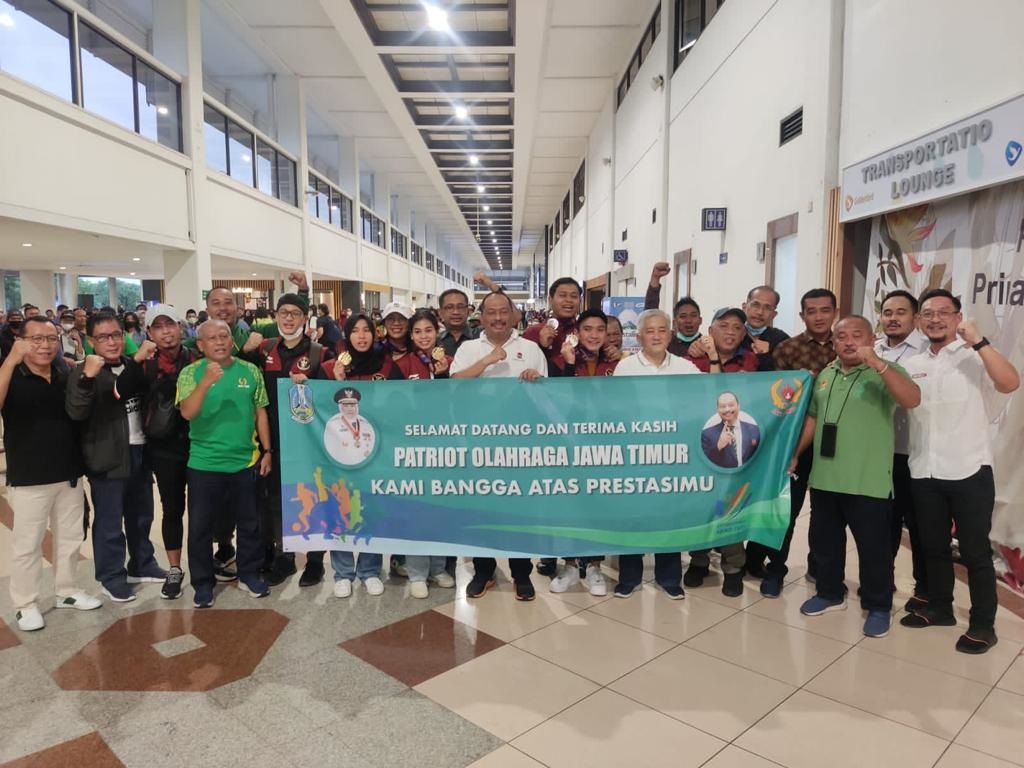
top-left (561, 341), bottom-right (576, 366)
top-left (487, 345), bottom-right (507, 365)
top-left (751, 338), bottom-right (770, 355)
top-left (134, 340), bottom-right (158, 362)
top-left (650, 262), bottom-right (671, 286)
top-left (956, 319), bottom-right (982, 346)
top-left (202, 361), bottom-right (224, 385)
top-left (83, 355), bottom-right (105, 378)
top-left (242, 331), bottom-right (264, 353)
top-left (288, 271), bottom-right (309, 291)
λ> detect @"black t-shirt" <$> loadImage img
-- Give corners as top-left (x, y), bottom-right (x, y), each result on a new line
top-left (2, 363), bottom-right (82, 486)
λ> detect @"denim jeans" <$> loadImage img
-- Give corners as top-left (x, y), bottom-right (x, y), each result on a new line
top-left (618, 552), bottom-right (681, 589)
top-left (88, 445), bottom-right (157, 591)
top-left (330, 551), bottom-right (383, 581)
top-left (187, 465), bottom-right (262, 592)
top-left (406, 555), bottom-right (447, 582)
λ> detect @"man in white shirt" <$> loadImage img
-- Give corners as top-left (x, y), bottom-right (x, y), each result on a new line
top-left (874, 289), bottom-right (928, 609)
top-left (451, 291), bottom-right (546, 601)
top-left (900, 289), bottom-right (1019, 655)
top-left (613, 309), bottom-right (701, 599)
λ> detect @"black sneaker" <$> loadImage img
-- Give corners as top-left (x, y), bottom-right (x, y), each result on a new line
top-left (903, 594), bottom-right (928, 613)
top-left (956, 628), bottom-right (997, 655)
top-left (214, 564), bottom-right (238, 583)
top-left (265, 554), bottom-right (297, 587)
top-left (683, 565), bottom-right (709, 588)
top-left (722, 572), bottom-right (744, 597)
top-left (213, 544), bottom-right (236, 570)
top-left (662, 584), bottom-right (685, 600)
top-left (613, 582), bottom-right (640, 598)
top-left (466, 576), bottom-right (496, 599)
top-left (899, 608), bottom-right (956, 628)
top-left (161, 566), bottom-right (185, 600)
top-left (745, 561), bottom-right (767, 579)
top-left (194, 586), bottom-right (214, 608)
top-left (536, 558), bottom-right (557, 577)
top-left (298, 560), bottom-right (325, 587)
top-left (514, 579), bottom-right (536, 601)
top-left (760, 575), bottom-right (784, 598)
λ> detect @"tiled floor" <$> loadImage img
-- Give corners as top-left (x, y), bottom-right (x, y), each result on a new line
top-left (2, 491), bottom-right (1024, 768)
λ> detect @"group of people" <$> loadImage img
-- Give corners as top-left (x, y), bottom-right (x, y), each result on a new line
top-left (2, 263), bottom-right (1016, 654)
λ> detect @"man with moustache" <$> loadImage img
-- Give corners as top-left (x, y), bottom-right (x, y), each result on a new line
top-left (66, 311), bottom-right (164, 602)
top-left (645, 263), bottom-right (703, 356)
top-left (437, 288), bottom-right (480, 357)
top-left (741, 286), bottom-right (790, 370)
top-left (792, 315), bottom-right (920, 639)
top-left (451, 291), bottom-right (547, 601)
top-left (523, 277), bottom-right (584, 375)
top-left (873, 290), bottom-right (927, 610)
top-left (900, 289), bottom-right (1019, 654)
top-left (748, 289), bottom-right (839, 594)
top-left (177, 319), bottom-right (273, 607)
top-left (133, 305), bottom-right (198, 599)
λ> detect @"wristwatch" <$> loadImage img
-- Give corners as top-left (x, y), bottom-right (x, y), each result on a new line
top-left (972, 337), bottom-right (990, 352)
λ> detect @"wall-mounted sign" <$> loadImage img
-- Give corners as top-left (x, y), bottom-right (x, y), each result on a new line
top-left (612, 249), bottom-right (629, 265)
top-left (702, 208), bottom-right (727, 231)
top-left (718, 252), bottom-right (729, 265)
top-left (840, 91), bottom-right (1024, 222)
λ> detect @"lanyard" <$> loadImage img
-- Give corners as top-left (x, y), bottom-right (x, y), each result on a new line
top-left (822, 365), bottom-right (865, 425)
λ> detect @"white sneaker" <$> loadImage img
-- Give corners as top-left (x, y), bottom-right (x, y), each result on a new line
top-left (333, 579), bottom-right (353, 599)
top-left (364, 576), bottom-right (385, 596)
top-left (550, 565), bottom-right (580, 593)
top-left (15, 606), bottom-right (44, 631)
top-left (430, 572), bottom-right (456, 589)
top-left (410, 581), bottom-right (429, 599)
top-left (586, 564), bottom-right (607, 596)
top-left (56, 592), bottom-right (102, 611)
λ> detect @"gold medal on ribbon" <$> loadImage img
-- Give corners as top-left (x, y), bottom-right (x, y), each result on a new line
top-left (431, 346), bottom-right (446, 361)
top-left (567, 333), bottom-right (579, 348)
top-left (547, 318), bottom-right (559, 330)
top-left (339, 351), bottom-right (352, 366)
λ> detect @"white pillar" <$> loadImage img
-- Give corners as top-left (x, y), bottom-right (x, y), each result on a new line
top-left (19, 270), bottom-right (55, 310)
top-left (163, 250), bottom-right (211, 314)
top-left (107, 277), bottom-right (119, 309)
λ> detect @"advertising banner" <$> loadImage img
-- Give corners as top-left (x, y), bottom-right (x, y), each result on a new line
top-left (858, 179), bottom-right (1024, 592)
top-left (279, 372), bottom-right (810, 558)
top-left (601, 296), bottom-right (648, 353)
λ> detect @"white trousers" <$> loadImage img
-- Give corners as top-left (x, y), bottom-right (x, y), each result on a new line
top-left (8, 481), bottom-right (86, 610)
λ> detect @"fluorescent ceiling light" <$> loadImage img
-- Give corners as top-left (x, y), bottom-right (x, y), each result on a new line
top-left (156, 106), bottom-right (169, 116)
top-left (59, 266), bottom-right (67, 270)
top-left (487, 219), bottom-right (492, 225)
top-left (251, 272), bottom-right (258, 277)
top-left (469, 155), bottom-right (479, 165)
top-left (483, 205), bottom-right (490, 211)
top-left (477, 185), bottom-right (485, 193)
top-left (132, 257), bottom-right (140, 261)
top-left (454, 104), bottom-right (468, 120)
top-left (492, 238), bottom-right (497, 243)
top-left (424, 3), bottom-right (450, 32)
top-left (129, 272), bottom-right (136, 276)
top-left (21, 242), bottom-right (31, 247)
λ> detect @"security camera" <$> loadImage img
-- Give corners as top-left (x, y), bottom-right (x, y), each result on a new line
top-left (650, 74), bottom-right (664, 91)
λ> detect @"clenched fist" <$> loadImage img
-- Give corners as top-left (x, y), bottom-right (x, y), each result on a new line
top-left (242, 331), bottom-right (263, 353)
top-left (83, 355), bottom-right (105, 378)
top-left (486, 345), bottom-right (507, 366)
top-left (561, 341), bottom-right (576, 366)
top-left (538, 325), bottom-right (556, 349)
top-left (956, 319), bottom-right (982, 346)
top-left (134, 340), bottom-right (158, 362)
top-left (5, 338), bottom-right (31, 366)
top-left (202, 361), bottom-right (224, 386)
top-left (650, 262), bottom-right (671, 286)
top-left (288, 271), bottom-right (309, 291)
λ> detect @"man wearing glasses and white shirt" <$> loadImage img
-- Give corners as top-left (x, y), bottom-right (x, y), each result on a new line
top-left (874, 289), bottom-right (928, 610)
top-left (900, 289), bottom-right (1019, 654)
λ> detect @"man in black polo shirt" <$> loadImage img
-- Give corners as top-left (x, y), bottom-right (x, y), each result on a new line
top-left (437, 288), bottom-right (480, 358)
top-left (741, 285), bottom-right (790, 370)
top-left (1, 317), bottom-right (101, 631)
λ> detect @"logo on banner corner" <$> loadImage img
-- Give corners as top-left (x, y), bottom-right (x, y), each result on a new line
top-left (288, 383), bottom-right (315, 424)
top-left (769, 378), bottom-right (805, 416)
top-left (1006, 140), bottom-right (1023, 167)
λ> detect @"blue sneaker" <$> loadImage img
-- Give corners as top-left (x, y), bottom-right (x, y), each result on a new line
top-left (863, 610), bottom-right (891, 638)
top-left (239, 578), bottom-right (270, 598)
top-left (193, 587), bottom-right (214, 608)
top-left (799, 595), bottom-right (846, 616)
top-left (760, 575), bottom-right (783, 598)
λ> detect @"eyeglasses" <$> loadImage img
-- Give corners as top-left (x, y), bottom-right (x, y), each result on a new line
top-left (746, 300), bottom-right (776, 312)
top-left (92, 332), bottom-right (124, 343)
top-left (920, 309), bottom-right (958, 320)
top-left (276, 309), bottom-right (305, 319)
top-left (26, 335), bottom-right (60, 345)
top-left (442, 303), bottom-right (468, 312)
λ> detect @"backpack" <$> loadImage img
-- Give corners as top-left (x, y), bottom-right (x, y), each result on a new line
top-left (143, 349), bottom-right (197, 440)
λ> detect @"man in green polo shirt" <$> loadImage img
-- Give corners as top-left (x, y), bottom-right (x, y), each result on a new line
top-left (789, 315), bottom-right (920, 638)
top-left (177, 319), bottom-right (273, 608)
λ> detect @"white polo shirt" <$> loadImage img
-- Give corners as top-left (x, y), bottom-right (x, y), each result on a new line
top-left (874, 330), bottom-right (926, 455)
top-left (613, 351), bottom-right (701, 377)
top-left (450, 329), bottom-right (548, 379)
top-left (904, 339), bottom-right (1003, 480)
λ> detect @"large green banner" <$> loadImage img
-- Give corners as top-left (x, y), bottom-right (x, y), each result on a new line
top-left (279, 371), bottom-right (811, 557)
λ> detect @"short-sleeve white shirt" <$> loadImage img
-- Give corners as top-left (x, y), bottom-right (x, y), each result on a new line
top-left (450, 329), bottom-right (548, 379)
top-left (613, 351), bottom-right (702, 377)
top-left (904, 339), bottom-right (1000, 480)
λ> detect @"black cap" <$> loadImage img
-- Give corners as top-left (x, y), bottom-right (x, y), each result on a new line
top-left (712, 307), bottom-right (747, 324)
top-left (277, 293), bottom-right (309, 314)
top-left (333, 387), bottom-right (362, 404)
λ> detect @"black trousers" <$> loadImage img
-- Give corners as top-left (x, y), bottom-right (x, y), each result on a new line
top-left (150, 452), bottom-right (187, 552)
top-left (473, 557), bottom-right (533, 582)
top-left (809, 489), bottom-right (893, 611)
top-left (618, 552), bottom-right (681, 588)
top-left (188, 466), bottom-right (262, 591)
top-left (748, 448), bottom-right (816, 578)
top-left (891, 453), bottom-right (926, 595)
top-left (911, 466), bottom-right (997, 631)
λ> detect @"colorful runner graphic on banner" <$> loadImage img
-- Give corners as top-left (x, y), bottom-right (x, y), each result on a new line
top-left (278, 372), bottom-right (810, 557)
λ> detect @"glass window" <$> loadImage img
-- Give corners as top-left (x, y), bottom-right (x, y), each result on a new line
top-left (341, 196), bottom-right (353, 232)
top-left (316, 179), bottom-right (330, 223)
top-left (227, 119), bottom-right (254, 186)
top-left (679, 0), bottom-right (703, 54)
top-left (136, 59), bottom-right (180, 150)
top-left (0, 0), bottom-right (74, 102)
top-left (255, 139), bottom-right (276, 197)
top-left (329, 188), bottom-right (343, 227)
top-left (203, 104), bottom-right (227, 173)
top-left (306, 172), bottom-right (318, 218)
top-left (79, 22), bottom-right (135, 132)
top-left (277, 154), bottom-right (296, 205)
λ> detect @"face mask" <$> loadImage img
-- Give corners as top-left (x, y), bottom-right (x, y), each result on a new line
top-left (125, 322), bottom-right (137, 329)
top-left (676, 331), bottom-right (700, 343)
top-left (746, 323), bottom-right (767, 337)
top-left (61, 322), bottom-right (75, 331)
top-left (9, 320), bottom-right (22, 329)
top-left (186, 317), bottom-right (197, 325)
top-left (280, 327), bottom-right (304, 342)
